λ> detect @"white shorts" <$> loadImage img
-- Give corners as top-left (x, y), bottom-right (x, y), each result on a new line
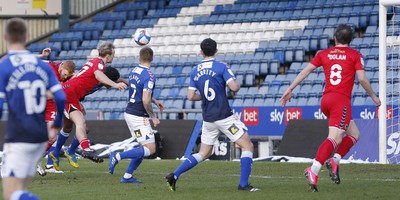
top-left (1, 142), bottom-right (46, 178)
top-left (202, 115), bottom-right (248, 145)
top-left (124, 112), bottom-right (155, 145)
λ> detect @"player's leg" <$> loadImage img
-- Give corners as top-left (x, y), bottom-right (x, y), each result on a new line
top-left (109, 113), bottom-right (155, 175)
top-left (165, 121), bottom-right (216, 191)
top-left (63, 115), bottom-right (80, 168)
top-left (49, 116), bottom-right (73, 170)
top-left (2, 143), bottom-right (45, 200)
top-left (218, 115), bottom-right (259, 191)
top-left (326, 119), bottom-right (359, 184)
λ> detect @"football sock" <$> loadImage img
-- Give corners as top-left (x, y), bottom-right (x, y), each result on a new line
top-left (311, 161), bottom-right (322, 176)
top-left (239, 151), bottom-right (253, 187)
top-left (336, 135), bottom-right (357, 158)
top-left (125, 157), bottom-right (144, 175)
top-left (314, 138), bottom-right (337, 174)
top-left (119, 146), bottom-right (150, 160)
top-left (80, 138), bottom-right (90, 151)
top-left (68, 136), bottom-right (80, 155)
top-left (10, 190), bottom-right (39, 200)
top-left (53, 130), bottom-right (69, 157)
top-left (47, 146), bottom-right (56, 166)
top-left (332, 153), bottom-right (342, 164)
top-left (174, 153), bottom-right (203, 179)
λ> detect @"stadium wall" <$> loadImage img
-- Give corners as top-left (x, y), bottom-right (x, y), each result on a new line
top-left (0, 120), bottom-right (197, 159)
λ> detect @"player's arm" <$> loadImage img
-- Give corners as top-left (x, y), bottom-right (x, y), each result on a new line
top-left (187, 89), bottom-right (202, 101)
top-left (37, 48), bottom-right (51, 58)
top-left (117, 78), bottom-right (128, 85)
top-left (357, 70), bottom-right (381, 106)
top-left (143, 90), bottom-right (160, 127)
top-left (280, 63), bottom-right (316, 106)
top-left (94, 70), bottom-right (127, 90)
top-left (227, 79), bottom-right (240, 93)
top-left (152, 98), bottom-right (164, 112)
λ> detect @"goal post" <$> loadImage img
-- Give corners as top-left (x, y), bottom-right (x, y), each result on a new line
top-left (379, 0), bottom-right (400, 164)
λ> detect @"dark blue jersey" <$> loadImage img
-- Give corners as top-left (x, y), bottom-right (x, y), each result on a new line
top-left (125, 65), bottom-right (156, 117)
top-left (0, 50), bottom-right (65, 143)
top-left (189, 58), bottom-right (235, 122)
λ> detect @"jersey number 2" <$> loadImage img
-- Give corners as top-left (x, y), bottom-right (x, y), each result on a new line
top-left (204, 80), bottom-right (216, 101)
top-left (18, 80), bottom-right (46, 114)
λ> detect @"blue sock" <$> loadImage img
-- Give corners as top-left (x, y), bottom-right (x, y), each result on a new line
top-left (174, 153), bottom-right (203, 179)
top-left (239, 151), bottom-right (253, 187)
top-left (68, 136), bottom-right (80, 155)
top-left (125, 157), bottom-right (144, 174)
top-left (47, 146), bottom-right (55, 165)
top-left (53, 130), bottom-right (69, 157)
top-left (120, 146), bottom-right (145, 160)
top-left (10, 190), bottom-right (39, 200)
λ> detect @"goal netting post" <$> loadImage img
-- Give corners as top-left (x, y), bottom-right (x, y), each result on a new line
top-left (379, 0), bottom-right (400, 164)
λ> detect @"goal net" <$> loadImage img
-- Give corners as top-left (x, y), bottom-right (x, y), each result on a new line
top-left (380, 0), bottom-right (400, 164)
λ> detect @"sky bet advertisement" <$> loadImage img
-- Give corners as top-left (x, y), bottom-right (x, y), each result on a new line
top-left (232, 105), bottom-right (400, 163)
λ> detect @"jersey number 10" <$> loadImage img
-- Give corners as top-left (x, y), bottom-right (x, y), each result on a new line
top-left (18, 80), bottom-right (46, 114)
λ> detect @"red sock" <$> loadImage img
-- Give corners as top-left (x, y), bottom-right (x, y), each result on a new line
top-left (80, 138), bottom-right (90, 150)
top-left (45, 141), bottom-right (54, 152)
top-left (315, 138), bottom-right (337, 165)
top-left (336, 135), bottom-right (357, 158)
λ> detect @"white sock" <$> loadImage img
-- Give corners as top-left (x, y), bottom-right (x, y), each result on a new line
top-left (116, 153), bottom-right (121, 161)
top-left (123, 173), bottom-right (132, 179)
top-left (333, 153), bottom-right (341, 164)
top-left (311, 161), bottom-right (322, 176)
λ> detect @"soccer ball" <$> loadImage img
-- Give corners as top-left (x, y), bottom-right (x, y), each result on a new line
top-left (133, 29), bottom-right (151, 46)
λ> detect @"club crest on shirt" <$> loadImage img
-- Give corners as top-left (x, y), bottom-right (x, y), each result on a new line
top-left (228, 124), bottom-right (239, 135)
top-left (134, 129), bottom-right (142, 137)
top-left (148, 81), bottom-right (154, 89)
top-left (98, 63), bottom-right (104, 70)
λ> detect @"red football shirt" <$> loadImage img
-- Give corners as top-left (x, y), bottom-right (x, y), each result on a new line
top-left (310, 46), bottom-right (364, 98)
top-left (66, 57), bottom-right (105, 100)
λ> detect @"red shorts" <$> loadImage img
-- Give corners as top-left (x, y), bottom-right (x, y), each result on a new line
top-left (63, 83), bottom-right (84, 118)
top-left (321, 93), bottom-right (352, 131)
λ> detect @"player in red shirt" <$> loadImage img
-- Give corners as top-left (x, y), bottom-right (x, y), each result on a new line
top-left (34, 48), bottom-right (76, 175)
top-left (280, 24), bottom-right (381, 192)
top-left (49, 42), bottom-right (127, 170)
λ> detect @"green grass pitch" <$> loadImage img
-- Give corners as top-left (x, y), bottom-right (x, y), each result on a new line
top-left (3, 159), bottom-right (400, 200)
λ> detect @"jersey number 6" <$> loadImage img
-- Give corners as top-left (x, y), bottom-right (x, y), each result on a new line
top-left (204, 80), bottom-right (215, 101)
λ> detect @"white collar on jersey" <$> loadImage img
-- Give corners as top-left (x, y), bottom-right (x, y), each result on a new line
top-left (201, 58), bottom-right (215, 62)
top-left (139, 64), bottom-right (150, 68)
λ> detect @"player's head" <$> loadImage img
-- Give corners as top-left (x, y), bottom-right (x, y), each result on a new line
top-left (5, 18), bottom-right (27, 45)
top-left (139, 47), bottom-right (153, 64)
top-left (104, 66), bottom-right (120, 82)
top-left (59, 60), bottom-right (76, 81)
top-left (98, 42), bottom-right (115, 63)
top-left (334, 24), bottom-right (353, 45)
top-left (200, 38), bottom-right (218, 57)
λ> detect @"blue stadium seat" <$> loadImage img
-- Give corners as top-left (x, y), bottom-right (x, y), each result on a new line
top-left (260, 61), bottom-right (269, 75)
top-left (294, 47), bottom-right (305, 62)
top-left (284, 47), bottom-right (294, 63)
top-left (269, 60), bottom-right (280, 74)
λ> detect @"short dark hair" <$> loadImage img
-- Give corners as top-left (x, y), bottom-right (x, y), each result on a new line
top-left (6, 18), bottom-right (27, 44)
top-left (104, 67), bottom-right (120, 82)
top-left (334, 24), bottom-right (353, 45)
top-left (98, 42), bottom-right (115, 57)
top-left (200, 38), bottom-right (217, 57)
top-left (139, 47), bottom-right (153, 63)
